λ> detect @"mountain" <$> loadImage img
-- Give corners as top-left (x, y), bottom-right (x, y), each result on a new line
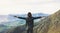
top-left (4, 10), bottom-right (60, 33)
top-left (36, 10), bottom-right (60, 33)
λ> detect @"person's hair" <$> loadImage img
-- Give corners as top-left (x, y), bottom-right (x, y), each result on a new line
top-left (28, 12), bottom-right (32, 17)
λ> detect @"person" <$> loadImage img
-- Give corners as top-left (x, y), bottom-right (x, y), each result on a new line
top-left (14, 12), bottom-right (42, 33)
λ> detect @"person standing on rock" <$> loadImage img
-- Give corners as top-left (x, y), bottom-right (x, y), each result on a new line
top-left (14, 12), bottom-right (42, 33)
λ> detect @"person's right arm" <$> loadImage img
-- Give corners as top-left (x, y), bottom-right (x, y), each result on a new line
top-left (14, 16), bottom-right (26, 19)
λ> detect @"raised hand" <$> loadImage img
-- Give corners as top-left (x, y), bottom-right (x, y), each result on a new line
top-left (14, 16), bottom-right (17, 17)
top-left (14, 16), bottom-right (18, 18)
top-left (13, 16), bottom-right (26, 19)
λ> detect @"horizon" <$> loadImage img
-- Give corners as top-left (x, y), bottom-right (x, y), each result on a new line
top-left (0, 0), bottom-right (60, 15)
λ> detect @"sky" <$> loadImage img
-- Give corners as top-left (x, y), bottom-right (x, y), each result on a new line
top-left (0, 0), bottom-right (60, 15)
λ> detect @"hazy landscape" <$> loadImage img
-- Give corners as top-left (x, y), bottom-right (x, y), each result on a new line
top-left (0, 10), bottom-right (60, 33)
top-left (2, 10), bottom-right (60, 33)
top-left (0, 0), bottom-right (60, 33)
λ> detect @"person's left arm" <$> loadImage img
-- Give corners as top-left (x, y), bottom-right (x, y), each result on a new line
top-left (33, 16), bottom-right (42, 19)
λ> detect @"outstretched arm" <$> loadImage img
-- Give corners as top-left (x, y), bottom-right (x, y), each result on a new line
top-left (14, 16), bottom-right (26, 19)
top-left (33, 16), bottom-right (42, 19)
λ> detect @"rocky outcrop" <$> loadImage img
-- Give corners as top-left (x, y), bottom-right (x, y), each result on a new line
top-left (36, 10), bottom-right (60, 33)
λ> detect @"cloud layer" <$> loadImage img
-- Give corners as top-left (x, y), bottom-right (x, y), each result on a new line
top-left (0, 0), bottom-right (60, 15)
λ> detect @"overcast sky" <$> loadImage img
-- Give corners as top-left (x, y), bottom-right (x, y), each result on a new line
top-left (0, 0), bottom-right (60, 15)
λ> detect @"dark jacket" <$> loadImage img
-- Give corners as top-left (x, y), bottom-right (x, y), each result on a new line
top-left (17, 17), bottom-right (41, 27)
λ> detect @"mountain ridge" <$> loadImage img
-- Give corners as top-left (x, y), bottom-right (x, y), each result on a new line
top-left (37, 10), bottom-right (60, 33)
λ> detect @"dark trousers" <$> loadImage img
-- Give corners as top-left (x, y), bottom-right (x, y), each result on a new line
top-left (27, 27), bottom-right (33, 33)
